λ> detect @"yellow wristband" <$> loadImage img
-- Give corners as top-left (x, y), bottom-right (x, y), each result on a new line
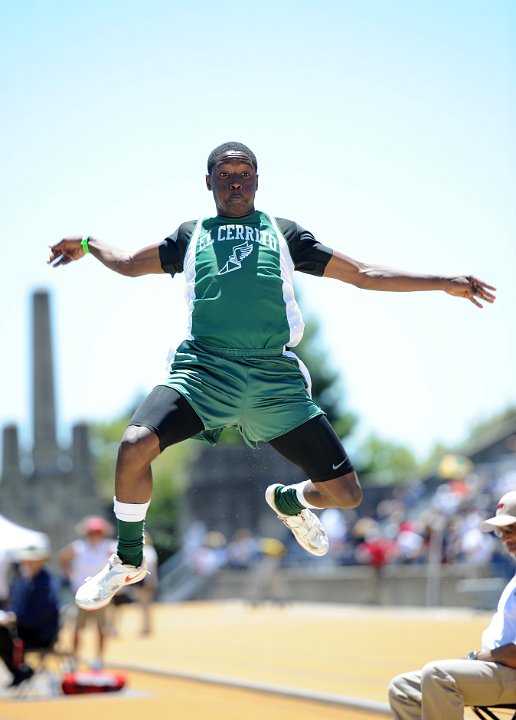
top-left (81, 236), bottom-right (90, 254)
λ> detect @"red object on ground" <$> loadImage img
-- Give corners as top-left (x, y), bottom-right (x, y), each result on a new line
top-left (61, 670), bottom-right (127, 694)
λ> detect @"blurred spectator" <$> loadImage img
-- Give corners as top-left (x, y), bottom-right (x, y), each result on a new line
top-left (319, 508), bottom-right (348, 558)
top-left (175, 463), bottom-right (515, 581)
top-left (355, 523), bottom-right (397, 570)
top-left (395, 521), bottom-right (425, 564)
top-left (354, 518), bottom-right (397, 603)
top-left (0, 550), bottom-right (9, 610)
top-left (190, 531), bottom-right (228, 599)
top-left (182, 521), bottom-right (207, 560)
top-left (247, 538), bottom-right (288, 606)
top-left (459, 524), bottom-right (495, 566)
top-left (226, 528), bottom-right (260, 570)
top-left (431, 484), bottom-right (464, 517)
top-left (389, 490), bottom-right (516, 719)
top-left (393, 480), bottom-right (425, 511)
top-left (495, 470), bottom-right (516, 498)
top-left (132, 532), bottom-right (159, 636)
top-left (0, 545), bottom-right (59, 687)
top-left (59, 516), bottom-right (116, 669)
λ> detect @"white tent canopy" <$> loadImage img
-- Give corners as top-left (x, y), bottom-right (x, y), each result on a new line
top-left (0, 514), bottom-right (49, 555)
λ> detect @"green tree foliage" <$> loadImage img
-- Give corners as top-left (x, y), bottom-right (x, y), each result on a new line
top-left (466, 405), bottom-right (516, 445)
top-left (295, 314), bottom-right (356, 439)
top-left (418, 442), bottom-right (450, 476)
top-left (417, 405), bottom-right (516, 477)
top-left (356, 433), bottom-right (419, 485)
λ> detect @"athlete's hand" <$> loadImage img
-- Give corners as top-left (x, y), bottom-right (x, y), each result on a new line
top-left (445, 276), bottom-right (496, 308)
top-left (48, 237), bottom-right (87, 267)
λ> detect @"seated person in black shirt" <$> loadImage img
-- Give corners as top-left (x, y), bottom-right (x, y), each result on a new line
top-left (0, 545), bottom-right (60, 687)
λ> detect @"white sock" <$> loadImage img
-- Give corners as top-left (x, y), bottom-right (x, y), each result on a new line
top-left (113, 497), bottom-right (150, 522)
top-left (291, 480), bottom-right (319, 509)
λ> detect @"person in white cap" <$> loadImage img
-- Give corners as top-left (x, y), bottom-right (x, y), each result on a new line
top-left (59, 517), bottom-right (116, 669)
top-left (0, 546), bottom-right (59, 687)
top-left (388, 490), bottom-right (516, 720)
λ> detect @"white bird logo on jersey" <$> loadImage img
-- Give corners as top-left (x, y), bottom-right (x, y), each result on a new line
top-left (218, 239), bottom-right (254, 275)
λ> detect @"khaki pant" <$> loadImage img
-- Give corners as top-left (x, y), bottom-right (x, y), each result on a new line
top-left (389, 659), bottom-right (516, 720)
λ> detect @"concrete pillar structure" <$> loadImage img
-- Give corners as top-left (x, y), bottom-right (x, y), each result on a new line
top-left (0, 288), bottom-right (105, 555)
top-left (31, 290), bottom-right (59, 474)
top-left (72, 423), bottom-right (93, 479)
top-left (69, 422), bottom-right (102, 517)
top-left (1, 424), bottom-right (21, 479)
top-left (0, 425), bottom-right (31, 522)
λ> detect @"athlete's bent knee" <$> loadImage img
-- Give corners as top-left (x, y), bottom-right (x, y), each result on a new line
top-left (316, 471), bottom-right (363, 509)
top-left (119, 425), bottom-right (160, 467)
top-left (340, 472), bottom-right (363, 508)
top-left (349, 473), bottom-right (363, 507)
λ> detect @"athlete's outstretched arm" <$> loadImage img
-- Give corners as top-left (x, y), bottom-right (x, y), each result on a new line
top-left (323, 250), bottom-right (496, 308)
top-left (48, 236), bottom-right (163, 277)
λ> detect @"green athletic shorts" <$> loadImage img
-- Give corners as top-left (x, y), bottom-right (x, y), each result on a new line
top-left (162, 340), bottom-right (324, 448)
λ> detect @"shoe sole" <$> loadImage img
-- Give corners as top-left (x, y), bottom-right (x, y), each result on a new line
top-left (264, 484), bottom-right (329, 557)
top-left (75, 594), bottom-right (113, 611)
top-left (75, 567), bottom-right (147, 611)
top-left (265, 483), bottom-right (284, 515)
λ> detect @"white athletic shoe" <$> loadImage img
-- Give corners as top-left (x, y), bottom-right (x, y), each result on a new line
top-left (265, 483), bottom-right (329, 556)
top-left (75, 553), bottom-right (148, 611)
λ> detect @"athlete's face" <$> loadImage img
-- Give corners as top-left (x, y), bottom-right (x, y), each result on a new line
top-left (499, 523), bottom-right (516, 555)
top-left (206, 154), bottom-right (258, 218)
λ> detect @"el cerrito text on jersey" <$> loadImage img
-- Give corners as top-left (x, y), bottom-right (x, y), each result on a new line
top-left (159, 210), bottom-right (332, 351)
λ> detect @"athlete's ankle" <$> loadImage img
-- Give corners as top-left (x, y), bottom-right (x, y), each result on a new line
top-left (113, 497), bottom-right (149, 566)
top-left (115, 514), bottom-right (146, 568)
top-left (274, 486), bottom-right (305, 515)
top-left (116, 521), bottom-right (145, 566)
top-left (274, 480), bottom-right (321, 515)
top-left (117, 545), bottom-right (144, 567)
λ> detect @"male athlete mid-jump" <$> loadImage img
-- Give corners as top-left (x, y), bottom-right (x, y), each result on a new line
top-left (48, 141), bottom-right (496, 611)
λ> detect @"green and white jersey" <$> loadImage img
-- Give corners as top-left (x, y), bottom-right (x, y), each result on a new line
top-left (159, 210), bottom-right (332, 351)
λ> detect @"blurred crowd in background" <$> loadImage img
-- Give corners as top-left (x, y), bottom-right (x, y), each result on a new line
top-left (182, 463), bottom-right (516, 584)
top-left (0, 457), bottom-right (515, 686)
top-left (0, 458), bottom-right (516, 676)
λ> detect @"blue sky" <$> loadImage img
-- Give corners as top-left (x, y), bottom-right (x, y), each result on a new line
top-left (1, 0), bottom-right (514, 461)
